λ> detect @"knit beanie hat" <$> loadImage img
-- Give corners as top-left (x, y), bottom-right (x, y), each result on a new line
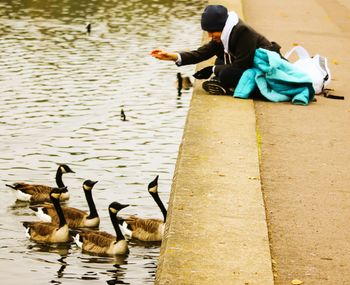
top-left (201, 5), bottom-right (228, 32)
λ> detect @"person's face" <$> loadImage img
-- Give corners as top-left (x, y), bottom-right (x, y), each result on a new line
top-left (207, 31), bottom-right (222, 43)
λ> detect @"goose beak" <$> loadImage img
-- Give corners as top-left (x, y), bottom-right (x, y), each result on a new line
top-left (119, 203), bottom-right (129, 210)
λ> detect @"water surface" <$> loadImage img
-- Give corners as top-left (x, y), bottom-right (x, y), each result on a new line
top-left (0, 0), bottom-right (203, 284)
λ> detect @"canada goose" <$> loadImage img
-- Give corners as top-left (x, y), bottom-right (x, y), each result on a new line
top-left (30, 180), bottom-right (100, 229)
top-left (86, 23), bottom-right (91, 33)
top-left (74, 202), bottom-right (129, 256)
top-left (22, 187), bottom-right (70, 243)
top-left (120, 175), bottom-right (167, 242)
top-left (5, 164), bottom-right (74, 203)
top-left (176, 72), bottom-right (193, 94)
top-left (120, 109), bottom-right (127, 121)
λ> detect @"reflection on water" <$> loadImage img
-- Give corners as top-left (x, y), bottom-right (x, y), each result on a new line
top-left (0, 0), bottom-right (203, 284)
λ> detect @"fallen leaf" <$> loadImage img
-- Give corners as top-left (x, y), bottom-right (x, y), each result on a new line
top-left (332, 59), bottom-right (339, 65)
top-left (248, 176), bottom-right (259, 180)
top-left (291, 279), bottom-right (303, 285)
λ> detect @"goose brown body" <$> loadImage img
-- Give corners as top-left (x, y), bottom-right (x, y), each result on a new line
top-left (176, 72), bottom-right (193, 93)
top-left (123, 215), bottom-right (164, 242)
top-left (6, 164), bottom-right (74, 203)
top-left (120, 175), bottom-right (167, 242)
top-left (75, 202), bottom-right (129, 256)
top-left (22, 187), bottom-right (70, 243)
top-left (78, 230), bottom-right (128, 256)
top-left (23, 221), bottom-right (69, 243)
top-left (32, 204), bottom-right (99, 228)
top-left (182, 76), bottom-right (193, 89)
top-left (30, 180), bottom-right (99, 228)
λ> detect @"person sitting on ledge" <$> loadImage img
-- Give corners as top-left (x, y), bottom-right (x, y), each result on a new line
top-left (151, 4), bottom-right (282, 95)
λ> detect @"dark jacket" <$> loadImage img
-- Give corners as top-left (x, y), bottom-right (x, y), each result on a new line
top-left (178, 19), bottom-right (281, 76)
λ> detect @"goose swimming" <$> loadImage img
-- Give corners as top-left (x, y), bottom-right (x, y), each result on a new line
top-left (74, 202), bottom-right (129, 256)
top-left (176, 72), bottom-right (193, 94)
top-left (6, 164), bottom-right (74, 203)
top-left (30, 180), bottom-right (99, 229)
top-left (120, 175), bottom-right (167, 242)
top-left (22, 187), bottom-right (70, 243)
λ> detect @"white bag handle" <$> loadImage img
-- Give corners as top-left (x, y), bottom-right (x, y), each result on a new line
top-left (284, 45), bottom-right (311, 60)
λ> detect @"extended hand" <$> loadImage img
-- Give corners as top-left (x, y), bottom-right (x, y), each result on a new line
top-left (193, 66), bottom-right (213, 79)
top-left (151, 49), bottom-right (178, 61)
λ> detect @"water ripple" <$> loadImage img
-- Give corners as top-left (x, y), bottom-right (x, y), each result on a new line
top-left (1, 0), bottom-right (203, 284)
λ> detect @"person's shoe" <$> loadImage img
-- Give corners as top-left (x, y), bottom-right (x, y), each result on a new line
top-left (202, 79), bottom-right (227, 95)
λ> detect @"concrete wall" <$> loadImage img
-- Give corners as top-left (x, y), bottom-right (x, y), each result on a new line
top-left (155, 1), bottom-right (274, 284)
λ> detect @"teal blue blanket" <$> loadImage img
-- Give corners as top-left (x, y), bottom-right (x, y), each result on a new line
top-left (233, 48), bottom-right (315, 105)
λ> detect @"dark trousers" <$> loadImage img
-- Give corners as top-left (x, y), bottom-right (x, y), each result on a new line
top-left (218, 66), bottom-right (245, 89)
top-left (214, 58), bottom-right (244, 89)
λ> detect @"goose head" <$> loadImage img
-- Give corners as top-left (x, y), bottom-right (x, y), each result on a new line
top-left (109, 202), bottom-right (129, 214)
top-left (50, 186), bottom-right (67, 200)
top-left (147, 175), bottom-right (167, 222)
top-left (147, 175), bottom-right (159, 196)
top-left (59, 164), bottom-right (75, 174)
top-left (83, 180), bottom-right (98, 191)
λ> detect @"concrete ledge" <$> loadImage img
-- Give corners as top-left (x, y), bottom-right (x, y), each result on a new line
top-left (155, 1), bottom-right (274, 284)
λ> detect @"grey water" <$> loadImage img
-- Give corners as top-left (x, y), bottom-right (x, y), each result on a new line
top-left (0, 0), bottom-right (203, 284)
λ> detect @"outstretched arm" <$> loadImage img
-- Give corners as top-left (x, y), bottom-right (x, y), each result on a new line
top-left (150, 49), bottom-right (179, 61)
top-left (151, 41), bottom-right (220, 66)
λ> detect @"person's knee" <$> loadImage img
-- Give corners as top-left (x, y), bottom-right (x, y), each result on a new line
top-left (218, 68), bottom-right (244, 88)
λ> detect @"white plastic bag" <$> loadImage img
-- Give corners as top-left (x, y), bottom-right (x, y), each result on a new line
top-left (285, 46), bottom-right (331, 94)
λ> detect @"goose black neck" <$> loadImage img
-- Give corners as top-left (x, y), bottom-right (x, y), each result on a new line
top-left (151, 192), bottom-right (167, 222)
top-left (84, 190), bottom-right (98, 219)
top-left (178, 76), bottom-right (183, 91)
top-left (55, 167), bottom-right (65, 188)
top-left (51, 196), bottom-right (67, 228)
top-left (110, 210), bottom-right (125, 241)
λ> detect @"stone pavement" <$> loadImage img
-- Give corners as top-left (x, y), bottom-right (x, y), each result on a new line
top-left (245, 0), bottom-right (350, 284)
